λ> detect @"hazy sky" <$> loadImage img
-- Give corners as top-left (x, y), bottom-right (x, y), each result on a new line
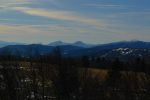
top-left (0, 0), bottom-right (150, 44)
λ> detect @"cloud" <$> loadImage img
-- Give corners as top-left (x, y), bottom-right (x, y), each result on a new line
top-left (108, 11), bottom-right (150, 17)
top-left (12, 7), bottom-right (107, 28)
top-left (0, 19), bottom-right (10, 21)
top-left (0, 24), bottom-right (79, 34)
top-left (0, 24), bottom-right (97, 43)
top-left (0, 24), bottom-right (46, 34)
top-left (0, 24), bottom-right (58, 42)
top-left (0, 0), bottom-right (31, 9)
top-left (84, 4), bottom-right (121, 8)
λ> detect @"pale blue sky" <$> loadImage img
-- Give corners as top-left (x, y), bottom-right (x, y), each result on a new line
top-left (0, 0), bottom-right (150, 44)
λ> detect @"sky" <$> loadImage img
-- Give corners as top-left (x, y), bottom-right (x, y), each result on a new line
top-left (0, 0), bottom-right (150, 44)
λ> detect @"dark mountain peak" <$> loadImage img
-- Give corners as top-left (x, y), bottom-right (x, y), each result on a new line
top-left (29, 44), bottom-right (44, 46)
top-left (50, 41), bottom-right (63, 44)
top-left (74, 41), bottom-right (85, 44)
top-left (48, 41), bottom-right (95, 48)
top-left (53, 40), bottom-right (63, 43)
top-left (73, 41), bottom-right (95, 48)
top-left (48, 41), bottom-right (69, 46)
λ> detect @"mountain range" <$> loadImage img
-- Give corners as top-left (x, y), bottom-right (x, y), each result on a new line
top-left (0, 41), bottom-right (94, 48)
top-left (0, 40), bottom-right (150, 60)
top-left (0, 40), bottom-right (22, 48)
top-left (48, 41), bottom-right (95, 48)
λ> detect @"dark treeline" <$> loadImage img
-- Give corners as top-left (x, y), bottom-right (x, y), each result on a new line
top-left (0, 55), bottom-right (150, 73)
top-left (0, 47), bottom-right (150, 100)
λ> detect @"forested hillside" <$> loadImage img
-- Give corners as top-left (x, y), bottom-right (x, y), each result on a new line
top-left (0, 47), bottom-right (150, 100)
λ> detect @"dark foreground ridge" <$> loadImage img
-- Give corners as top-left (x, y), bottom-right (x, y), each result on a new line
top-left (0, 46), bottom-right (150, 100)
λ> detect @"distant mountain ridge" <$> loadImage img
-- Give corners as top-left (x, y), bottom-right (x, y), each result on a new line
top-left (0, 40), bottom-right (150, 60)
top-left (0, 40), bottom-right (23, 48)
top-left (48, 41), bottom-right (95, 48)
top-left (48, 41), bottom-right (69, 46)
top-left (0, 44), bottom-right (84, 57)
top-left (0, 40), bottom-right (95, 48)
